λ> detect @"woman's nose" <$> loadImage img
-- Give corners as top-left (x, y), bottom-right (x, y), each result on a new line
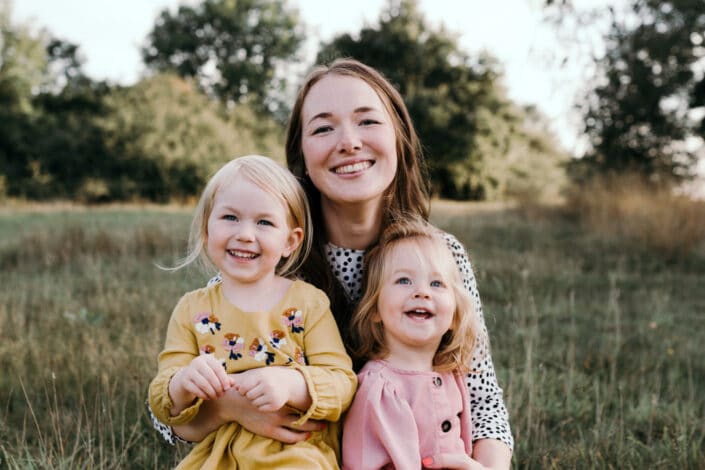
top-left (336, 125), bottom-right (362, 153)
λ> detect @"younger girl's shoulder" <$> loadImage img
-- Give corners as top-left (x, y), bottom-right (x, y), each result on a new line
top-left (356, 360), bottom-right (401, 392)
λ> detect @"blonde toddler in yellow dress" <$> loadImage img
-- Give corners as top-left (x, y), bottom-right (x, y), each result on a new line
top-left (148, 156), bottom-right (356, 469)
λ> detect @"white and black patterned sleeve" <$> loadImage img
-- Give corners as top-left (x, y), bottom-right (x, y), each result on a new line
top-left (442, 232), bottom-right (514, 451)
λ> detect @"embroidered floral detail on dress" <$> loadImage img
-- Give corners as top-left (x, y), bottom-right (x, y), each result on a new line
top-left (200, 344), bottom-right (226, 369)
top-left (293, 346), bottom-right (307, 365)
top-left (223, 333), bottom-right (244, 360)
top-left (269, 330), bottom-right (287, 349)
top-left (194, 312), bottom-right (221, 335)
top-left (281, 307), bottom-right (304, 333)
top-left (249, 338), bottom-right (275, 365)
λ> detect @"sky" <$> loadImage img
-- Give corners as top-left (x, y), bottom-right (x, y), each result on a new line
top-left (12, 0), bottom-right (612, 153)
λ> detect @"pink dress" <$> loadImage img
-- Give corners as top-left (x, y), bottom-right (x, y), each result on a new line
top-left (342, 360), bottom-right (473, 470)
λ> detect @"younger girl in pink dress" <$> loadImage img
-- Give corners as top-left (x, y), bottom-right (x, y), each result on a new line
top-left (343, 217), bottom-right (482, 470)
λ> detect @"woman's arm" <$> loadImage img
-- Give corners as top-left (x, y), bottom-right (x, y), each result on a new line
top-left (472, 439), bottom-right (512, 469)
top-left (442, 233), bottom-right (514, 461)
top-left (169, 383), bottom-right (323, 443)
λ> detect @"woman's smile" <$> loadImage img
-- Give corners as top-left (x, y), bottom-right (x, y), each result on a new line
top-left (301, 74), bottom-right (397, 207)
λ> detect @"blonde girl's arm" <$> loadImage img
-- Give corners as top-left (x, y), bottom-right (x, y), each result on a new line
top-left (285, 285), bottom-right (357, 424)
top-left (148, 293), bottom-right (216, 426)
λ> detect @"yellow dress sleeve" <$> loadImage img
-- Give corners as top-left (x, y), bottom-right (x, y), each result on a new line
top-left (148, 292), bottom-right (205, 425)
top-left (287, 283), bottom-right (357, 425)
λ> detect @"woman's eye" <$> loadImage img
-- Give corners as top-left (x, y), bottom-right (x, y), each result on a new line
top-left (311, 125), bottom-right (333, 135)
top-left (360, 119), bottom-right (380, 126)
top-left (395, 277), bottom-right (411, 285)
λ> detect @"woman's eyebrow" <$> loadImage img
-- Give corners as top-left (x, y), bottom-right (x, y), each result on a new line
top-left (306, 106), bottom-right (381, 125)
top-left (353, 106), bottom-right (379, 114)
top-left (307, 112), bottom-right (332, 125)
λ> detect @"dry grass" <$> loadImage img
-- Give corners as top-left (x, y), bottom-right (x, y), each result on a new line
top-left (1, 202), bottom-right (703, 468)
top-left (563, 175), bottom-right (705, 258)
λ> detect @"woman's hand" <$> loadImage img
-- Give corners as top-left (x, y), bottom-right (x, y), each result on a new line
top-left (172, 372), bottom-right (325, 443)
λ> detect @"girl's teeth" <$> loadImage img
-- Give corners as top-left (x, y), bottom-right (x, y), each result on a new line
top-left (229, 250), bottom-right (257, 258)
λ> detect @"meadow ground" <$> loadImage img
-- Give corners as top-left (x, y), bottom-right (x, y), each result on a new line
top-left (1, 198), bottom-right (703, 469)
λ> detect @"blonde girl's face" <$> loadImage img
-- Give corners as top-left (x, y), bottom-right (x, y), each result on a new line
top-left (375, 238), bottom-right (456, 357)
top-left (300, 74), bottom-right (398, 208)
top-left (206, 174), bottom-right (303, 286)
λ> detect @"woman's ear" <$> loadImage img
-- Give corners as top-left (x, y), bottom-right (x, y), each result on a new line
top-left (282, 227), bottom-right (304, 258)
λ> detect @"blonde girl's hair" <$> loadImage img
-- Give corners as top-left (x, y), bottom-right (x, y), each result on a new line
top-left (350, 216), bottom-right (479, 373)
top-left (172, 155), bottom-right (312, 277)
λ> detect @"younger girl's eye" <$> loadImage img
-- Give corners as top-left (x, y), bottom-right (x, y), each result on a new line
top-left (223, 214), bottom-right (237, 221)
top-left (257, 219), bottom-right (274, 226)
top-left (395, 277), bottom-right (411, 285)
top-left (430, 280), bottom-right (445, 288)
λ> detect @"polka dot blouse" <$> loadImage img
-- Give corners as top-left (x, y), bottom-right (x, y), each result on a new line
top-left (149, 232), bottom-right (514, 450)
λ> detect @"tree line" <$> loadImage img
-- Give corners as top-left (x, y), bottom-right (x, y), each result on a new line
top-left (1, 0), bottom-right (700, 202)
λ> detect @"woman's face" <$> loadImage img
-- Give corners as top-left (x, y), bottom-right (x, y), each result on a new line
top-left (300, 74), bottom-right (398, 207)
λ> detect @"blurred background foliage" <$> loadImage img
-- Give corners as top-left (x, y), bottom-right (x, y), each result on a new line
top-left (0, 0), bottom-right (703, 202)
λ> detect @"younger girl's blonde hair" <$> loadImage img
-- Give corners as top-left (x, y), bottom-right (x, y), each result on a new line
top-left (174, 155), bottom-right (312, 277)
top-left (350, 216), bottom-right (479, 373)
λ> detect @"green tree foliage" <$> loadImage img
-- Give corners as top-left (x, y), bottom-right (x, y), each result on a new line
top-left (0, 11), bottom-right (142, 201)
top-left (97, 74), bottom-right (284, 202)
top-left (0, 3), bottom-right (111, 200)
top-left (0, 0), bottom-right (48, 196)
top-left (0, 1), bottom-right (285, 202)
top-left (569, 0), bottom-right (704, 183)
top-left (468, 104), bottom-right (568, 202)
top-left (317, 0), bottom-right (567, 199)
top-left (141, 0), bottom-right (304, 116)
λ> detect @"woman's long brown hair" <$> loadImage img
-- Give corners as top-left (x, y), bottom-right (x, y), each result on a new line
top-left (285, 59), bottom-right (430, 355)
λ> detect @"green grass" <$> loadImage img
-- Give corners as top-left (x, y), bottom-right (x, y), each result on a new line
top-left (1, 203), bottom-right (703, 468)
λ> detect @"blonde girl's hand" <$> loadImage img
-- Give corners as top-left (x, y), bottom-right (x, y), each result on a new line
top-left (169, 354), bottom-right (234, 410)
top-left (232, 367), bottom-right (292, 412)
top-left (171, 382), bottom-right (324, 443)
top-left (233, 367), bottom-right (311, 413)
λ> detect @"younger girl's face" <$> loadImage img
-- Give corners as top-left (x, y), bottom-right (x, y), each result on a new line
top-left (300, 74), bottom-right (398, 208)
top-left (206, 174), bottom-right (303, 286)
top-left (375, 238), bottom-right (456, 357)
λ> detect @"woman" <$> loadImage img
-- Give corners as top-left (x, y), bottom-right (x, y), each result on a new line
top-left (151, 59), bottom-right (513, 468)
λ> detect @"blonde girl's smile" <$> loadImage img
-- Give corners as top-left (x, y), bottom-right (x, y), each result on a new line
top-left (226, 249), bottom-right (258, 260)
top-left (206, 174), bottom-right (302, 288)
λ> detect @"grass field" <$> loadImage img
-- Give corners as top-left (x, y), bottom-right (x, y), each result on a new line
top-left (1, 200), bottom-right (704, 468)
